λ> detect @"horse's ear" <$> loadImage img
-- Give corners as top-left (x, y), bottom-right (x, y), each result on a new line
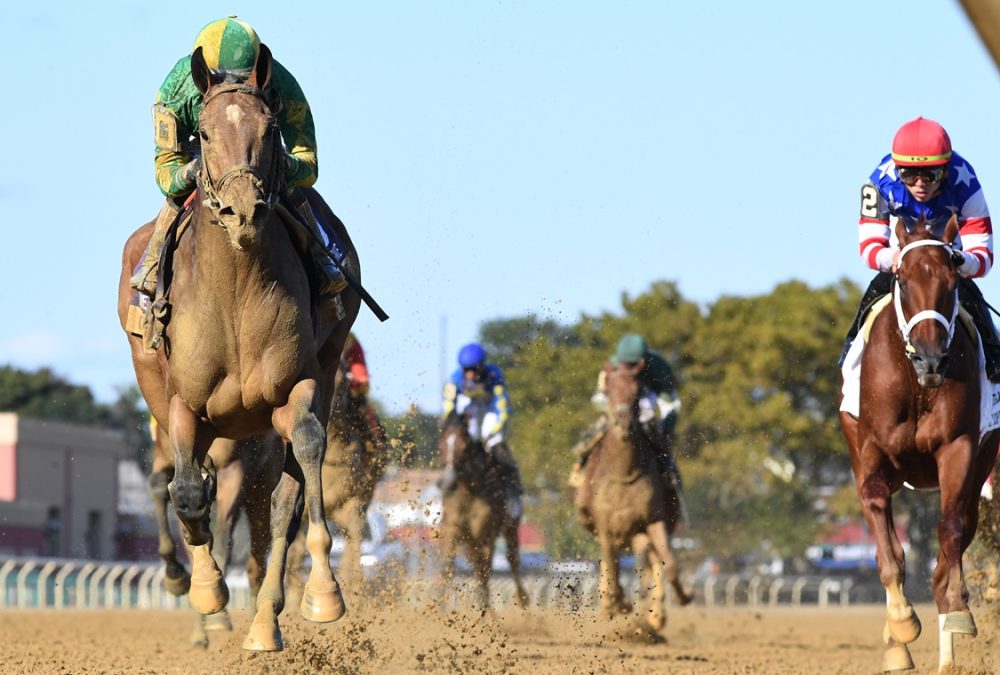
top-left (943, 214), bottom-right (960, 245)
top-left (894, 218), bottom-right (910, 248)
top-left (247, 43), bottom-right (273, 89)
top-left (191, 46), bottom-right (212, 96)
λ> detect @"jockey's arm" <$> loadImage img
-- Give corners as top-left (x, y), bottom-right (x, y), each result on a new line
top-left (858, 181), bottom-right (897, 272)
top-left (270, 60), bottom-right (318, 189)
top-left (441, 381), bottom-right (458, 420)
top-left (590, 369), bottom-right (608, 411)
top-left (153, 56), bottom-right (202, 198)
top-left (955, 191), bottom-right (993, 279)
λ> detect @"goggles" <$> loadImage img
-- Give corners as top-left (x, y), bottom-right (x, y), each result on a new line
top-left (898, 165), bottom-right (946, 185)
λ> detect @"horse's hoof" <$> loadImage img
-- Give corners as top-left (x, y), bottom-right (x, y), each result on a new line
top-left (885, 613), bottom-right (921, 644)
top-left (189, 579), bottom-right (229, 615)
top-left (242, 621), bottom-right (284, 652)
top-left (204, 610), bottom-right (233, 632)
top-left (675, 591), bottom-right (694, 607)
top-left (300, 585), bottom-right (346, 623)
top-left (163, 573), bottom-right (192, 597)
top-left (646, 611), bottom-right (665, 632)
top-left (942, 610), bottom-right (978, 636)
top-left (881, 643), bottom-right (915, 671)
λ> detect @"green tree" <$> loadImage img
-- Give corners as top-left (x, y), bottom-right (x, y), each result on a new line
top-left (679, 278), bottom-right (859, 559)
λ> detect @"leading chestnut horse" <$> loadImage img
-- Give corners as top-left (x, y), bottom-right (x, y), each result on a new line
top-left (117, 45), bottom-right (360, 650)
top-left (839, 216), bottom-right (1000, 672)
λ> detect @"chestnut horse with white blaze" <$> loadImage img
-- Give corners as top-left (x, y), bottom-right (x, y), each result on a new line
top-left (839, 216), bottom-right (1000, 672)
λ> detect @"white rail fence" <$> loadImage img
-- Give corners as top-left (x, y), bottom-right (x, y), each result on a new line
top-left (1, 555), bottom-right (879, 611)
top-left (0, 556), bottom-right (253, 611)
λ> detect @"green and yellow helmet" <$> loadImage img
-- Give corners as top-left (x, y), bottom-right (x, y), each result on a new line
top-left (193, 17), bottom-right (260, 74)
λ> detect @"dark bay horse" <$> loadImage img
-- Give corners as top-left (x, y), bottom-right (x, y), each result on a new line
top-left (575, 361), bottom-right (691, 633)
top-left (839, 216), bottom-right (1000, 672)
top-left (438, 407), bottom-right (529, 610)
top-left (287, 364), bottom-right (388, 602)
top-left (148, 419), bottom-right (282, 648)
top-left (117, 45), bottom-right (360, 651)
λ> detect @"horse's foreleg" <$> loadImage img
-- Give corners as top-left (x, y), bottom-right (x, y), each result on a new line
top-left (935, 438), bottom-right (980, 640)
top-left (243, 470), bottom-right (302, 652)
top-left (148, 467), bottom-right (191, 596)
top-left (337, 503), bottom-right (365, 600)
top-left (166, 396), bottom-right (227, 615)
top-left (598, 531), bottom-right (628, 618)
top-left (243, 457), bottom-right (276, 600)
top-left (202, 460), bottom-right (242, 634)
top-left (857, 465), bottom-right (920, 644)
top-left (632, 532), bottom-right (665, 631)
top-left (504, 521), bottom-right (529, 609)
top-left (273, 378), bottom-right (344, 624)
top-left (646, 520), bottom-right (691, 607)
top-left (471, 540), bottom-right (494, 612)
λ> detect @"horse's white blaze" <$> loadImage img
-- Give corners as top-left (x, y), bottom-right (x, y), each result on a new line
top-left (226, 104), bottom-right (245, 125)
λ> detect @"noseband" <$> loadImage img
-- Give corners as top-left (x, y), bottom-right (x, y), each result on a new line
top-left (197, 84), bottom-right (283, 212)
top-left (892, 239), bottom-right (959, 355)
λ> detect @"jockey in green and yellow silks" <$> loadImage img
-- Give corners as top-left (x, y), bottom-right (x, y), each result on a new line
top-left (132, 17), bottom-right (345, 300)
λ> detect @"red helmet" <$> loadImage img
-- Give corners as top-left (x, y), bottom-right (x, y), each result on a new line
top-left (891, 117), bottom-right (952, 167)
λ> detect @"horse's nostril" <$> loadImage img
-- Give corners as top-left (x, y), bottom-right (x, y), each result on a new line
top-left (219, 205), bottom-right (235, 218)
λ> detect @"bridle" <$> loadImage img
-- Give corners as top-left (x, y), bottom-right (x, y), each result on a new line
top-left (892, 239), bottom-right (959, 356)
top-left (196, 83), bottom-right (283, 212)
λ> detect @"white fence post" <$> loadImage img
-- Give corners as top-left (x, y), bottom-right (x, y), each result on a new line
top-left (0, 559), bottom-right (17, 608)
top-left (104, 565), bottom-right (126, 608)
top-left (75, 563), bottom-right (96, 609)
top-left (37, 561), bottom-right (57, 607)
top-left (54, 562), bottom-right (76, 609)
top-left (15, 560), bottom-right (37, 608)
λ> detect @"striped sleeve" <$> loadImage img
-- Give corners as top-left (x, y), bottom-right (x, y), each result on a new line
top-left (859, 182), bottom-right (891, 271)
top-left (958, 187), bottom-right (993, 278)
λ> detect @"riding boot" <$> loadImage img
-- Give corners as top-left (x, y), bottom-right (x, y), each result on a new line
top-left (959, 278), bottom-right (1000, 382)
top-left (283, 190), bottom-right (347, 298)
top-left (838, 272), bottom-right (894, 367)
top-left (130, 199), bottom-right (181, 296)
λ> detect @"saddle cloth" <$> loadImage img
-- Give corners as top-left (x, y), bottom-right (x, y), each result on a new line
top-left (839, 296), bottom-right (1000, 437)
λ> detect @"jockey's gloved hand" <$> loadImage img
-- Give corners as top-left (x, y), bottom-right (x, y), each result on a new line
top-left (182, 158), bottom-right (201, 183)
top-left (951, 250), bottom-right (977, 276)
top-left (485, 433), bottom-right (503, 450)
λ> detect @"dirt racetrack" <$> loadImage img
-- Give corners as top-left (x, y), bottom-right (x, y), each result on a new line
top-left (1, 602), bottom-right (999, 675)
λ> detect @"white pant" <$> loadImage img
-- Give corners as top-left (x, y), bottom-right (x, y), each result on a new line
top-left (455, 395), bottom-right (503, 447)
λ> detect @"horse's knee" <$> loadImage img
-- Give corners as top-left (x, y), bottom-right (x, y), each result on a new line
top-left (290, 417), bottom-right (326, 465)
top-left (859, 475), bottom-right (890, 514)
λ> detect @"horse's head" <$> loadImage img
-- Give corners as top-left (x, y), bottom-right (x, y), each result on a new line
top-left (192, 44), bottom-right (283, 251)
top-left (892, 215), bottom-right (962, 388)
top-left (438, 410), bottom-right (473, 492)
top-left (603, 360), bottom-right (642, 440)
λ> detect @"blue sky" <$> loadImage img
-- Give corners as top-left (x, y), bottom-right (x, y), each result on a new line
top-left (1, 2), bottom-right (998, 415)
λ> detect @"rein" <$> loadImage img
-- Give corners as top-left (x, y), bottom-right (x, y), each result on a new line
top-left (196, 84), bottom-right (283, 212)
top-left (892, 239), bottom-right (959, 354)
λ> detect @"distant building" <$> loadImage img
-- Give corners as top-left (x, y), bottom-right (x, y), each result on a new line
top-left (0, 413), bottom-right (157, 560)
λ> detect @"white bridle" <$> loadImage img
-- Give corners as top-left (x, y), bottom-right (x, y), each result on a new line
top-left (892, 239), bottom-right (959, 353)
